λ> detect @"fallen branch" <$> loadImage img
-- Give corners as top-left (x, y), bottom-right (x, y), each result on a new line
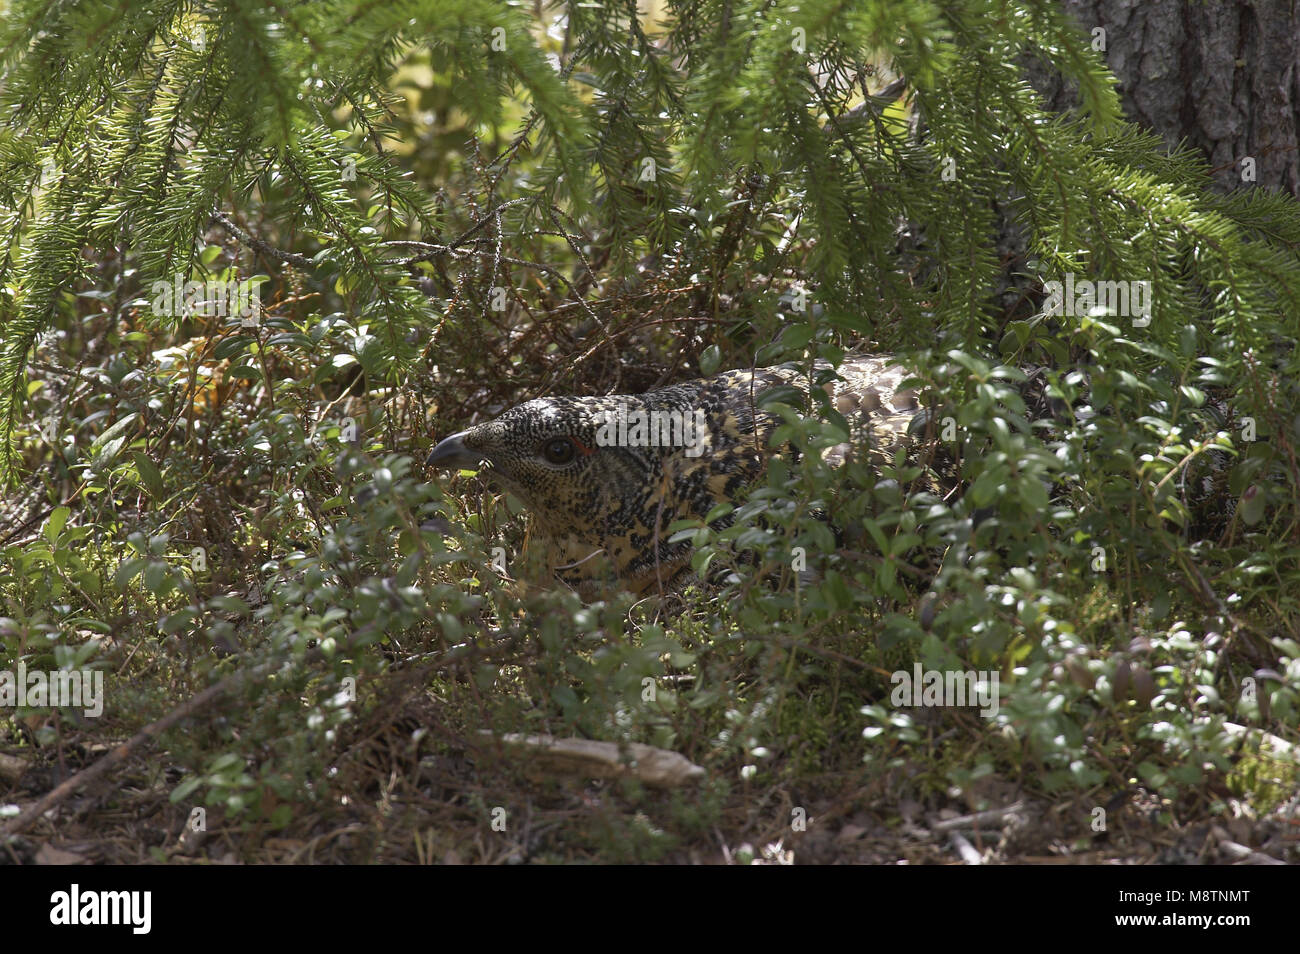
top-left (930, 801), bottom-right (1026, 833)
top-left (0, 629), bottom-right (410, 839)
top-left (1, 671), bottom-right (241, 838)
top-left (1212, 827), bottom-right (1285, 866)
top-left (948, 830), bottom-right (983, 865)
top-left (483, 733), bottom-right (705, 789)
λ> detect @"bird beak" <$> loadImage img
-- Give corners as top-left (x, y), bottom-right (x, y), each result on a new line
top-left (425, 431), bottom-right (484, 470)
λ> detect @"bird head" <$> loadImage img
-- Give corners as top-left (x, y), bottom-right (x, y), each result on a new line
top-left (426, 395), bottom-right (619, 526)
top-left (425, 382), bottom-right (751, 593)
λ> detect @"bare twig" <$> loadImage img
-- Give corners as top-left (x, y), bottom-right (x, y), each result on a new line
top-left (1213, 828), bottom-right (1285, 865)
top-left (394, 198), bottom-right (529, 266)
top-left (0, 632), bottom-right (454, 838)
top-left (1, 672), bottom-right (237, 838)
top-left (209, 210), bottom-right (313, 269)
top-left (948, 830), bottom-right (984, 864)
top-left (930, 801), bottom-right (1026, 833)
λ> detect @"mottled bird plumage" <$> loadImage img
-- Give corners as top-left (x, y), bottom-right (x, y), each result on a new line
top-left (428, 355), bottom-right (920, 596)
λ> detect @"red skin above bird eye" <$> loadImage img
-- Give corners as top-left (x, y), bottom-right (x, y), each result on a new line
top-left (570, 436), bottom-right (596, 456)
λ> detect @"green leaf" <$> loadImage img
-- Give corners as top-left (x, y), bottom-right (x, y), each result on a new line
top-left (698, 344), bottom-right (721, 376)
top-left (208, 595), bottom-right (251, 616)
top-left (781, 323), bottom-right (814, 351)
top-left (170, 776), bottom-right (203, 803)
top-left (114, 558), bottom-right (146, 590)
top-left (214, 336), bottom-right (252, 360)
top-left (90, 413), bottom-right (137, 468)
top-left (143, 561), bottom-right (173, 596)
top-left (1239, 485), bottom-right (1266, 526)
top-left (131, 452), bottom-right (165, 500)
top-left (43, 506), bottom-right (70, 544)
top-left (969, 468), bottom-right (1004, 507)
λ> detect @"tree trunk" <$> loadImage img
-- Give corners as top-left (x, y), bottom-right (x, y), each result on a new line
top-left (1028, 0), bottom-right (1300, 195)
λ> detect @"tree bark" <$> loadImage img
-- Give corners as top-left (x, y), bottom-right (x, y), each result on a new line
top-left (1028, 0), bottom-right (1300, 195)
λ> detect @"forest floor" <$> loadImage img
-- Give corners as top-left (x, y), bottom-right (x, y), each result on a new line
top-left (4, 689), bottom-right (1296, 865)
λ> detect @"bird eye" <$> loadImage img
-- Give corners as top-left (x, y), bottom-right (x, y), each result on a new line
top-left (541, 437), bottom-right (576, 465)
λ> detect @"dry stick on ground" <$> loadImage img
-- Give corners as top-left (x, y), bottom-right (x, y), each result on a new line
top-left (0, 673), bottom-right (238, 838)
top-left (948, 830), bottom-right (984, 865)
top-left (0, 632), bottom-right (450, 840)
top-left (929, 801), bottom-right (1027, 834)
